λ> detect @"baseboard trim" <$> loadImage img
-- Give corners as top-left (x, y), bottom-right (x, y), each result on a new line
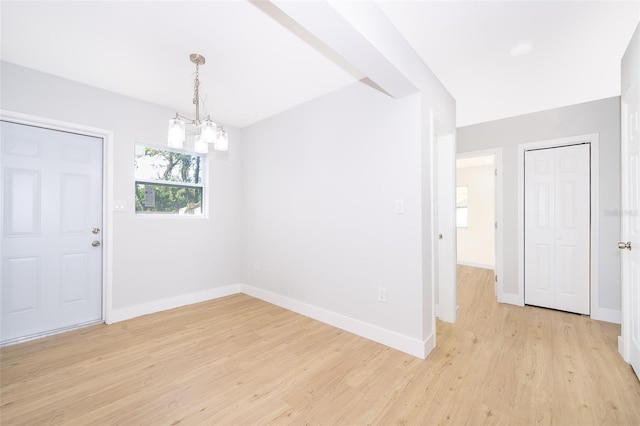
top-left (618, 335), bottom-right (625, 361)
top-left (106, 284), bottom-right (241, 324)
top-left (497, 292), bottom-right (621, 324)
top-left (457, 261), bottom-right (495, 270)
top-left (423, 331), bottom-right (435, 358)
top-left (105, 283), bottom-right (433, 359)
top-left (498, 292), bottom-right (523, 306)
top-left (241, 284), bottom-right (430, 359)
top-left (591, 307), bottom-right (621, 324)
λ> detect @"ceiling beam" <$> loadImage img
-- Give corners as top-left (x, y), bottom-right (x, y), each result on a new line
top-left (269, 0), bottom-right (420, 99)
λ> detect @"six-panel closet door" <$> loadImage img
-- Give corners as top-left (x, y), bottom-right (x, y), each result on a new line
top-left (524, 144), bottom-right (590, 315)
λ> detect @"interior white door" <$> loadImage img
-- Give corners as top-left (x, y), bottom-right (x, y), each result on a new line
top-left (622, 83), bottom-right (640, 377)
top-left (524, 144), bottom-right (590, 314)
top-left (437, 132), bottom-right (457, 323)
top-left (1, 121), bottom-right (103, 343)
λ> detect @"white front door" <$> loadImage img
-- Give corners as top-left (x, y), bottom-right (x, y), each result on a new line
top-left (1, 121), bottom-right (103, 343)
top-left (524, 144), bottom-right (590, 314)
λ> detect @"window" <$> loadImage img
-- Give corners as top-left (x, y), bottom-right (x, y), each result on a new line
top-left (134, 145), bottom-right (204, 215)
top-left (456, 186), bottom-right (468, 227)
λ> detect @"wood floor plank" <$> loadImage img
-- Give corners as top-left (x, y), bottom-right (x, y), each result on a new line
top-left (2, 265), bottom-right (640, 425)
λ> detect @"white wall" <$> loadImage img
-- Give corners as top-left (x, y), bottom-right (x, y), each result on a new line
top-left (1, 59), bottom-right (455, 357)
top-left (456, 165), bottom-right (495, 268)
top-left (1, 61), bottom-right (243, 316)
top-left (242, 81), bottom-right (425, 342)
top-left (458, 97), bottom-right (621, 318)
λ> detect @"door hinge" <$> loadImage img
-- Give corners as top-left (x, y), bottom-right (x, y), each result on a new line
top-left (495, 222), bottom-right (498, 229)
top-left (494, 169), bottom-right (498, 176)
top-left (495, 275), bottom-right (498, 282)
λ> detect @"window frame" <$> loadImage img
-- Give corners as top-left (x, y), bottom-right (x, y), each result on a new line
top-left (134, 144), bottom-right (207, 217)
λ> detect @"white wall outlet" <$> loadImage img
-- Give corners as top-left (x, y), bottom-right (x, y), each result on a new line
top-left (378, 287), bottom-right (387, 303)
top-left (254, 262), bottom-right (261, 271)
top-left (395, 199), bottom-right (405, 214)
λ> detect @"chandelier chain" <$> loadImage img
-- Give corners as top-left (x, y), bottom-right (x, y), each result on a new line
top-left (168, 53), bottom-right (228, 152)
top-left (193, 62), bottom-right (199, 107)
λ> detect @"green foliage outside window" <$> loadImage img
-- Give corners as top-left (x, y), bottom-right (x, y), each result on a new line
top-left (134, 146), bottom-right (204, 215)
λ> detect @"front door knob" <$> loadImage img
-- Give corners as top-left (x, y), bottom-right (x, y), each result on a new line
top-left (92, 241), bottom-right (101, 247)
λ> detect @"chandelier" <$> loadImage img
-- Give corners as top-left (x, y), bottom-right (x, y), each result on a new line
top-left (168, 53), bottom-right (228, 153)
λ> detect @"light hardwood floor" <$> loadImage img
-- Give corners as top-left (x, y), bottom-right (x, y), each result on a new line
top-left (2, 265), bottom-right (640, 425)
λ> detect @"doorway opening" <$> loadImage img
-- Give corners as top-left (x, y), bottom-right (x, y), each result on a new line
top-left (456, 149), bottom-right (503, 301)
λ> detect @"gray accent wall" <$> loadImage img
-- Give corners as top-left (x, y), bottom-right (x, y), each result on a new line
top-left (458, 97), bottom-right (621, 319)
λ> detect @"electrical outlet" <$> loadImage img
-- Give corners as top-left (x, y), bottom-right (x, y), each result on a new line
top-left (378, 287), bottom-right (387, 303)
top-left (254, 262), bottom-right (261, 271)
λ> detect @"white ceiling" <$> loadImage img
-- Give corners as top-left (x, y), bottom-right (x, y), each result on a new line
top-left (379, 1), bottom-right (640, 126)
top-left (1, 1), bottom-right (639, 128)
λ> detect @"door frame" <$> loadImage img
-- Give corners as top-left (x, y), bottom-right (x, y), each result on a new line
top-left (620, 81), bottom-right (638, 363)
top-left (517, 133), bottom-right (599, 316)
top-left (456, 148), bottom-right (503, 301)
top-left (0, 109), bottom-right (114, 326)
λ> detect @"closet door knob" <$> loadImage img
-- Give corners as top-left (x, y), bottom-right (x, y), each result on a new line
top-left (618, 241), bottom-right (632, 250)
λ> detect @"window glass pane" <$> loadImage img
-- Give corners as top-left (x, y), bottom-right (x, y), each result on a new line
top-left (456, 186), bottom-right (468, 227)
top-left (135, 183), bottom-right (203, 214)
top-left (135, 146), bottom-right (203, 184)
top-left (456, 186), bottom-right (468, 207)
top-left (457, 207), bottom-right (468, 228)
top-left (134, 145), bottom-right (205, 216)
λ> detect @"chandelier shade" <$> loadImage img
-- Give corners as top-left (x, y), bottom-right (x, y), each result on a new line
top-left (168, 53), bottom-right (228, 153)
top-left (194, 135), bottom-right (208, 154)
top-left (215, 129), bottom-right (229, 151)
top-left (168, 117), bottom-right (186, 148)
top-left (200, 119), bottom-right (217, 144)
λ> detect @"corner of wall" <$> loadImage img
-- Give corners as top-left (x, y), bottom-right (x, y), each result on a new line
top-left (241, 284), bottom-right (429, 359)
top-left (106, 284), bottom-right (241, 324)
